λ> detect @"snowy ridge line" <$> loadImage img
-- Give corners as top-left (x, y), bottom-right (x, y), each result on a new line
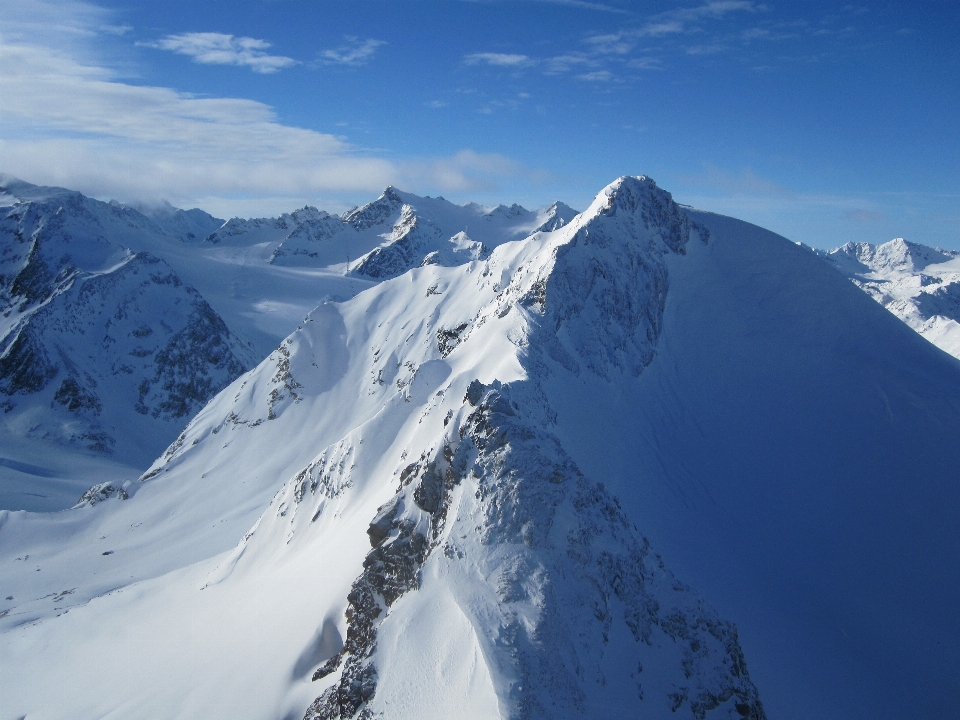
top-left (262, 184), bottom-right (578, 276)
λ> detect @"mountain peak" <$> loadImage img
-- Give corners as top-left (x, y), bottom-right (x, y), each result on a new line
top-left (343, 186), bottom-right (406, 230)
top-left (598, 174), bottom-right (660, 210)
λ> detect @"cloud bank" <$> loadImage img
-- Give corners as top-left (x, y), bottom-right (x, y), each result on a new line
top-left (0, 38), bottom-right (530, 214)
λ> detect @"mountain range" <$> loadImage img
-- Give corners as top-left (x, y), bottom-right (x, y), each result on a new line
top-left (816, 237), bottom-right (960, 360)
top-left (1, 175), bottom-right (958, 720)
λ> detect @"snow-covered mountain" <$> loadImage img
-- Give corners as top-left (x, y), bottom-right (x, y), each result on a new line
top-left (2, 176), bottom-right (959, 720)
top-left (208, 185), bottom-right (578, 279)
top-left (817, 237), bottom-right (960, 359)
top-left (0, 177), bottom-right (258, 508)
top-left (0, 177), bottom-right (579, 512)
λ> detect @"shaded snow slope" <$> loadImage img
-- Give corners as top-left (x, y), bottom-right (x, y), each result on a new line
top-left (0, 186), bottom-right (259, 508)
top-left (2, 177), bottom-right (959, 720)
top-left (543, 212), bottom-right (960, 720)
top-left (818, 237), bottom-right (960, 360)
top-left (1, 253), bottom-right (255, 463)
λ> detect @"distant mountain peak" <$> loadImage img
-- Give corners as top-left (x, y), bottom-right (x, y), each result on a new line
top-left (819, 236), bottom-right (960, 360)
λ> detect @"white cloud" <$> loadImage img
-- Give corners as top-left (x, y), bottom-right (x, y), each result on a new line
top-left (641, 1), bottom-right (760, 34)
top-left (464, 52), bottom-right (536, 68)
top-left (577, 70), bottom-right (613, 82)
top-left (460, 0), bottom-right (626, 13)
top-left (671, 1), bottom-right (760, 21)
top-left (636, 20), bottom-right (685, 36)
top-left (100, 23), bottom-right (132, 36)
top-left (463, 0), bottom-right (760, 83)
top-left (582, 33), bottom-right (635, 54)
top-left (0, 43), bottom-right (536, 211)
top-left (320, 36), bottom-right (386, 66)
top-left (526, 0), bottom-right (626, 11)
top-left (543, 53), bottom-right (595, 74)
top-left (142, 32), bottom-right (298, 74)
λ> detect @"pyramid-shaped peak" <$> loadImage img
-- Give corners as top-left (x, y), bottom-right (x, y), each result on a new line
top-left (382, 186), bottom-right (403, 202)
top-left (343, 186), bottom-right (408, 230)
top-left (872, 237), bottom-right (953, 272)
top-left (549, 200), bottom-right (578, 214)
top-left (579, 175), bottom-right (670, 219)
top-left (579, 175), bottom-right (670, 218)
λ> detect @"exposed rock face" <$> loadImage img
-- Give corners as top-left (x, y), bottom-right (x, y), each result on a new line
top-left (352, 205), bottom-right (444, 279)
top-left (343, 187), bottom-right (406, 232)
top-left (303, 380), bottom-right (765, 720)
top-left (0, 191), bottom-right (256, 463)
top-left (532, 176), bottom-right (707, 377)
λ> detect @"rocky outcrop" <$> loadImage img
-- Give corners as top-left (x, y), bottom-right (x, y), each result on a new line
top-left (303, 378), bottom-right (765, 720)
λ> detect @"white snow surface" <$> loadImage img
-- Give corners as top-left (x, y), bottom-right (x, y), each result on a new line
top-left (1, 177), bottom-right (959, 720)
top-left (0, 176), bottom-right (574, 511)
top-left (817, 237), bottom-right (960, 360)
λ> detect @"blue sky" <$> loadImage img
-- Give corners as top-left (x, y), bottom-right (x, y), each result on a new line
top-left (1, 0), bottom-right (958, 249)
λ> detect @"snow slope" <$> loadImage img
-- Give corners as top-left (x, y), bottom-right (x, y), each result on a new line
top-left (1, 177), bottom-right (959, 720)
top-left (817, 237), bottom-right (960, 360)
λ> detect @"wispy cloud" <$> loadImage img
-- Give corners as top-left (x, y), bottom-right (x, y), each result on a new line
top-left (674, 1), bottom-right (759, 20)
top-left (320, 36), bottom-right (386, 66)
top-left (577, 70), bottom-right (614, 82)
top-left (460, 0), bottom-right (626, 13)
top-left (582, 33), bottom-right (635, 54)
top-left (465, 52), bottom-right (536, 68)
top-left (588, 1), bottom-right (762, 43)
top-left (142, 32), bottom-right (298, 74)
top-left (527, 0), bottom-right (626, 12)
top-left (544, 53), bottom-right (596, 74)
top-left (843, 209), bottom-right (887, 222)
top-left (467, 1), bottom-right (763, 84)
top-left (0, 42), bottom-right (538, 211)
top-left (100, 24), bottom-right (132, 36)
